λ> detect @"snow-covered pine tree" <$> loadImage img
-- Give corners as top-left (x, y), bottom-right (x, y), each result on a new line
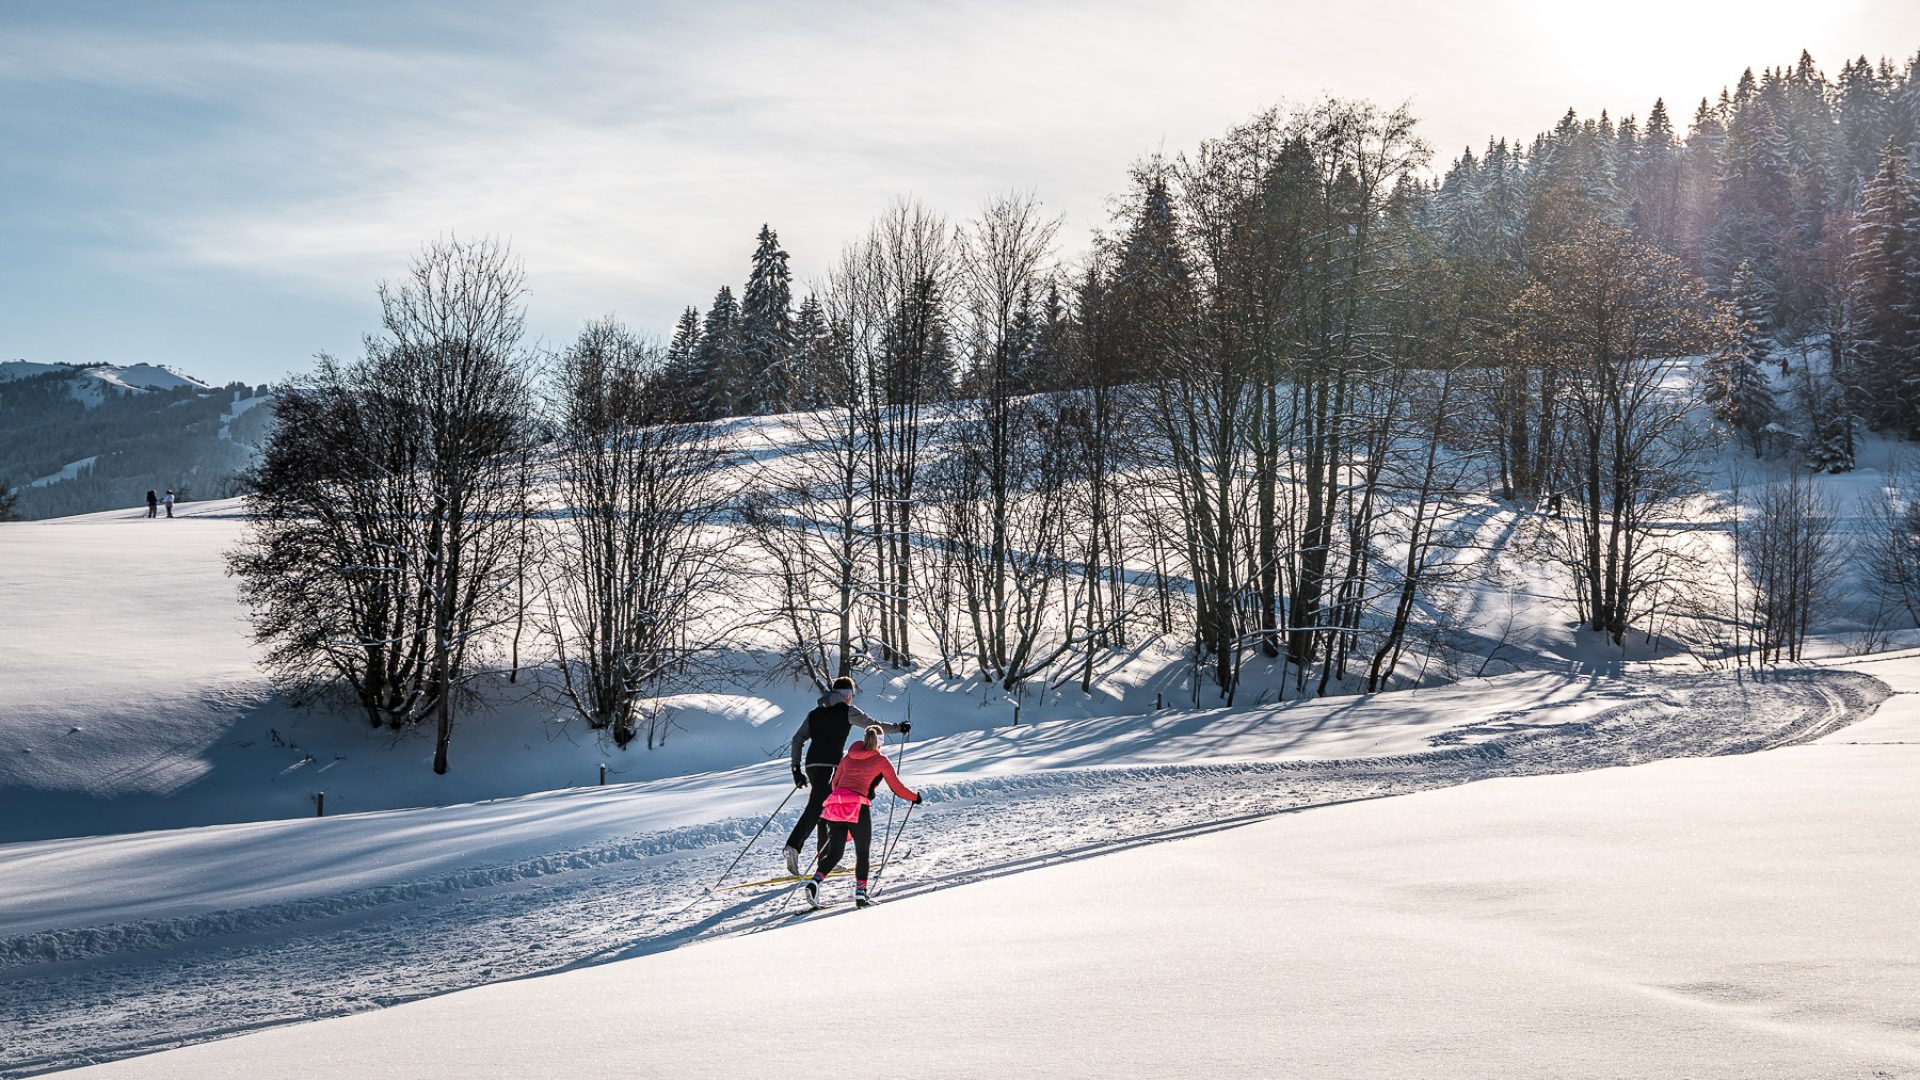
top-left (1712, 95), bottom-right (1793, 292)
top-left (695, 286), bottom-right (743, 420)
top-left (1630, 98), bottom-right (1682, 249)
top-left (661, 305), bottom-right (705, 415)
top-left (1798, 364), bottom-right (1856, 472)
top-left (1836, 58), bottom-right (1892, 198)
top-left (789, 292), bottom-right (835, 407)
top-left (1705, 259), bottom-right (1779, 453)
top-left (740, 224), bottom-right (795, 413)
top-left (1843, 140), bottom-right (1920, 435)
top-left (1677, 97), bottom-right (1728, 267)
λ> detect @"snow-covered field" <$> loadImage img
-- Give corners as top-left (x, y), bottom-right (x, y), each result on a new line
top-left (23, 655), bottom-right (1915, 1079)
top-left (0, 656), bottom-right (1897, 1075)
top-left (3, 413), bottom-right (1918, 1076)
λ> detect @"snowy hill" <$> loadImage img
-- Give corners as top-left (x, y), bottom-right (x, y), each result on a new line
top-left (0, 365), bottom-right (269, 520)
top-left (0, 360), bottom-right (213, 401)
top-left (57, 679), bottom-right (1920, 1080)
top-left (4, 393), bottom-right (1920, 1074)
top-left (9, 654), bottom-right (1917, 1077)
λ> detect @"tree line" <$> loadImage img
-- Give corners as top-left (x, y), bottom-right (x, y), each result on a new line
top-left (231, 49), bottom-right (1920, 772)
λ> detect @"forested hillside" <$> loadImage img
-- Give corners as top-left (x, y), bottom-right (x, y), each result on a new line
top-left (0, 365), bottom-right (274, 519)
top-left (664, 52), bottom-right (1920, 449)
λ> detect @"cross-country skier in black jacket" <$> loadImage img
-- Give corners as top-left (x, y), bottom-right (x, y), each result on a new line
top-left (784, 676), bottom-right (907, 876)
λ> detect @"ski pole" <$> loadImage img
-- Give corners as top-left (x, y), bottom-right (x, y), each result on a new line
top-left (880, 692), bottom-right (912, 857)
top-left (871, 800), bottom-right (916, 898)
top-left (705, 784), bottom-right (799, 893)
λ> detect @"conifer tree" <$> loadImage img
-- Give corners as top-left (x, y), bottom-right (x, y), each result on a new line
top-left (1106, 168), bottom-right (1193, 382)
top-left (789, 292), bottom-right (835, 407)
top-left (1844, 140), bottom-right (1920, 434)
top-left (741, 224), bottom-right (795, 412)
top-left (662, 305), bottom-right (705, 412)
top-left (1631, 98), bottom-right (1683, 249)
top-left (1707, 260), bottom-right (1780, 451)
top-left (696, 286), bottom-right (743, 419)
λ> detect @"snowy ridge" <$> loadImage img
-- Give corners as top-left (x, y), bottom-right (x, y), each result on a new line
top-left (0, 360), bottom-right (212, 393)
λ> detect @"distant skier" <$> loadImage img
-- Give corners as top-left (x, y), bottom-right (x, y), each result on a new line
top-left (784, 676), bottom-right (907, 877)
top-left (806, 724), bottom-right (921, 909)
top-left (163, 490), bottom-right (175, 518)
top-left (145, 490), bottom-right (158, 519)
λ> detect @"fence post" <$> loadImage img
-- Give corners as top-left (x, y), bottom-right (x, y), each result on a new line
top-left (599, 763), bottom-right (607, 786)
top-left (315, 792), bottom-right (325, 818)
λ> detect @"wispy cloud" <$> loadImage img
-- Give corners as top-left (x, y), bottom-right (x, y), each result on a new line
top-left (3, 0), bottom-right (1917, 382)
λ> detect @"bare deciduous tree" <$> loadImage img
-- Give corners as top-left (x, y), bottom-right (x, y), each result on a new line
top-left (543, 318), bottom-right (734, 747)
top-left (1514, 223), bottom-right (1738, 644)
top-left (1739, 470), bottom-right (1841, 663)
top-left (231, 236), bottom-right (539, 774)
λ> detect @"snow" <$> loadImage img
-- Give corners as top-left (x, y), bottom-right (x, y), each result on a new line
top-left (52, 655), bottom-right (1920, 1079)
top-left (0, 360), bottom-right (214, 410)
top-left (27, 456), bottom-right (97, 488)
top-left (0, 656), bottom-right (1892, 1073)
top-left (0, 360), bottom-right (72, 383)
top-left (5, 388), bottom-right (1920, 1075)
top-left (215, 390), bottom-right (269, 440)
top-left (0, 500), bottom-right (873, 842)
top-left (80, 363), bottom-right (211, 394)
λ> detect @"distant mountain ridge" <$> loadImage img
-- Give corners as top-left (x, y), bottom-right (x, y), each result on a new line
top-left (0, 360), bottom-right (272, 519)
top-left (0, 360), bottom-right (216, 408)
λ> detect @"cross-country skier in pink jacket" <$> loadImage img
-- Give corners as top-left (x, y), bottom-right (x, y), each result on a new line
top-left (806, 725), bottom-right (920, 909)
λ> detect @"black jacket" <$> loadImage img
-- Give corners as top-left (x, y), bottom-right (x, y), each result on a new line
top-left (789, 696), bottom-right (901, 771)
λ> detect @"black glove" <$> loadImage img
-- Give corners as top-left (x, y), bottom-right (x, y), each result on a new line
top-left (912, 794), bottom-right (923, 805)
top-left (793, 769), bottom-right (807, 788)
top-left (898, 721), bottom-right (912, 735)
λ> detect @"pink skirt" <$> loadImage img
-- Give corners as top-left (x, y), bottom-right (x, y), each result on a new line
top-left (821, 788), bottom-right (869, 823)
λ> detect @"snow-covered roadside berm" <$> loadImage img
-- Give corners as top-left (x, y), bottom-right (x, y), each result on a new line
top-left (51, 653), bottom-right (1920, 1080)
top-left (0, 661), bottom-right (1893, 1076)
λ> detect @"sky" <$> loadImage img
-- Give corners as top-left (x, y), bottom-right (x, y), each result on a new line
top-left (4, 0), bottom-right (1919, 387)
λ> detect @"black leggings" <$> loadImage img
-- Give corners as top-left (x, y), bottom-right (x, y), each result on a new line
top-left (784, 764), bottom-right (837, 853)
top-left (816, 806), bottom-right (873, 883)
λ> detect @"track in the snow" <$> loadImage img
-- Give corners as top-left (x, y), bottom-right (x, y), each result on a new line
top-left (0, 668), bottom-right (1887, 1077)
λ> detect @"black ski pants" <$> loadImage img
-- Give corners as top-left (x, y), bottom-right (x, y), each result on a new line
top-left (816, 805), bottom-right (873, 883)
top-left (783, 763), bottom-right (836, 854)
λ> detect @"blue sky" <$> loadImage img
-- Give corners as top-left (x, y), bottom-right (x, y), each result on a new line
top-left (4, 0), bottom-right (1918, 387)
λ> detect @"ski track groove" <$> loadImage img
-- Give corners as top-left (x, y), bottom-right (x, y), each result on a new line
top-left (0, 667), bottom-right (1888, 1077)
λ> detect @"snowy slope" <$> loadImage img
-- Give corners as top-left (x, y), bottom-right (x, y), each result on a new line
top-left (5, 400), bottom-right (1919, 844)
top-left (55, 654), bottom-right (1920, 1080)
top-left (81, 363), bottom-right (211, 393)
top-left (2, 443), bottom-right (1914, 1072)
top-left (0, 500), bottom-right (854, 842)
top-left (26, 457), bottom-right (98, 488)
top-left (0, 658), bottom-right (1889, 1073)
top-left (0, 360), bottom-right (212, 400)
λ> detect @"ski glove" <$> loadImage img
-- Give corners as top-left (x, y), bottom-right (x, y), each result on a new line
top-left (898, 721), bottom-right (912, 734)
top-left (793, 769), bottom-right (807, 788)
top-left (912, 794), bottom-right (923, 805)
